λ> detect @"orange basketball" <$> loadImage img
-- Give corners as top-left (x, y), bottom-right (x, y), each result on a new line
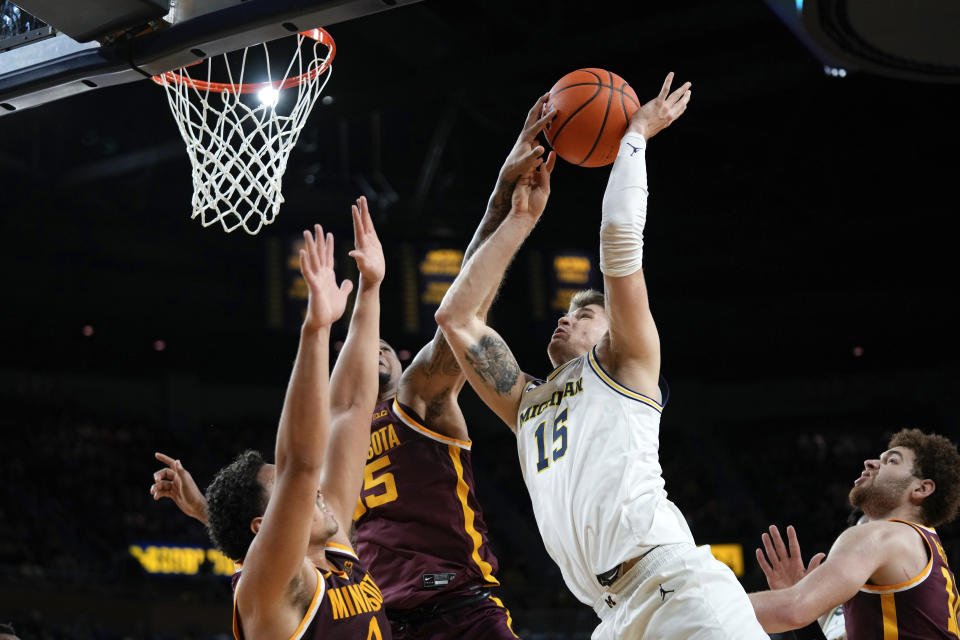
top-left (544, 68), bottom-right (639, 168)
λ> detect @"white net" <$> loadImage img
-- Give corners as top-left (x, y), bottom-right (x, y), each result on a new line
top-left (155, 30), bottom-right (334, 235)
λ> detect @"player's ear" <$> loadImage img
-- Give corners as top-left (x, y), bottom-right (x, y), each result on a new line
top-left (250, 516), bottom-right (264, 536)
top-left (913, 478), bottom-right (935, 501)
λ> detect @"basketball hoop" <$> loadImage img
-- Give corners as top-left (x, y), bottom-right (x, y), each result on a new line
top-left (152, 28), bottom-right (335, 235)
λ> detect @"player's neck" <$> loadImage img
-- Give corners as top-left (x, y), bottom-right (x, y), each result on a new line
top-left (377, 377), bottom-right (398, 403)
top-left (547, 348), bottom-right (582, 371)
top-left (307, 542), bottom-right (334, 571)
top-left (861, 503), bottom-right (926, 525)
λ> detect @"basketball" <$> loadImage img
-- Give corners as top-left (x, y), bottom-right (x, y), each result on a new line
top-left (544, 68), bottom-right (639, 168)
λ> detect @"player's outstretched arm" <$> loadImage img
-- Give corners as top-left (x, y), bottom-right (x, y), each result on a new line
top-left (756, 524), bottom-right (825, 590)
top-left (150, 452), bottom-right (208, 524)
top-left (239, 227), bottom-right (352, 633)
top-left (467, 93), bottom-right (557, 314)
top-left (321, 197), bottom-right (383, 540)
top-left (597, 72), bottom-right (691, 398)
top-left (400, 95), bottom-right (556, 430)
top-left (749, 522), bottom-right (892, 632)
top-left (436, 154), bottom-right (555, 430)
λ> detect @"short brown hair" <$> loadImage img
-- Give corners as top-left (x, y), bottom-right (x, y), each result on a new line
top-left (568, 289), bottom-right (605, 313)
top-left (888, 428), bottom-right (960, 526)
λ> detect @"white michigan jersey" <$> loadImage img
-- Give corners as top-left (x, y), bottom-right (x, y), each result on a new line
top-left (516, 346), bottom-right (694, 605)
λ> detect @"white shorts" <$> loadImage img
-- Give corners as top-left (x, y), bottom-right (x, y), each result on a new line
top-left (591, 543), bottom-right (768, 640)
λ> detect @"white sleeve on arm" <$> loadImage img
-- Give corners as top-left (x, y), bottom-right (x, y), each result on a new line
top-left (600, 132), bottom-right (648, 277)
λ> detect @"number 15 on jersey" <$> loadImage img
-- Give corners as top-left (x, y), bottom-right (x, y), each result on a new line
top-left (534, 408), bottom-right (568, 473)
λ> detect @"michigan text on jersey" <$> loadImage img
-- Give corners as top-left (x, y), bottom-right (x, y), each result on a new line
top-left (519, 378), bottom-right (584, 425)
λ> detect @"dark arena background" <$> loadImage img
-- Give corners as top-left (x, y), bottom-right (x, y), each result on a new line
top-left (1, 0), bottom-right (959, 637)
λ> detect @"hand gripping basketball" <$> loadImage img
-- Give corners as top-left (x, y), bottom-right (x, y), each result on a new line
top-left (499, 93), bottom-right (557, 183)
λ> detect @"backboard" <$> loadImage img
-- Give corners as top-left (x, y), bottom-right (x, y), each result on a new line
top-left (0, 0), bottom-right (423, 115)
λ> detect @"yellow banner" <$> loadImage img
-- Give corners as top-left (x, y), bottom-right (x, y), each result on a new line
top-left (129, 545), bottom-right (237, 576)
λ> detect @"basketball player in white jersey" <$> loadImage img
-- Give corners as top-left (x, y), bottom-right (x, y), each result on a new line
top-left (435, 72), bottom-right (767, 639)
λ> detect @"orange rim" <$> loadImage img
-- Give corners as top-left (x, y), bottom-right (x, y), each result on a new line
top-left (151, 27), bottom-right (335, 94)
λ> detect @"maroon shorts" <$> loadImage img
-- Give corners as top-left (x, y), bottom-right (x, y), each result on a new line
top-left (390, 594), bottom-right (519, 640)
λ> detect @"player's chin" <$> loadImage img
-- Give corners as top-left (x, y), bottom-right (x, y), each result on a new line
top-left (546, 339), bottom-right (568, 366)
top-left (848, 484), bottom-right (866, 507)
top-left (324, 514), bottom-right (340, 538)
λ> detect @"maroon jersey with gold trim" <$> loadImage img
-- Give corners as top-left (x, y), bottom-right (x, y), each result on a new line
top-left (843, 520), bottom-right (960, 639)
top-left (352, 397), bottom-right (501, 610)
top-left (231, 544), bottom-right (392, 640)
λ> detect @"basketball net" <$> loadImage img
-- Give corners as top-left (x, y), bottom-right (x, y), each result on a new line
top-left (153, 29), bottom-right (335, 235)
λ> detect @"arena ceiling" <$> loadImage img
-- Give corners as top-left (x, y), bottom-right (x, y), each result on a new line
top-left (1, 0), bottom-right (958, 386)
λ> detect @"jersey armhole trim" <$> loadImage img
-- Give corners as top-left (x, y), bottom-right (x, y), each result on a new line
top-left (232, 567), bottom-right (325, 640)
top-left (393, 398), bottom-right (472, 449)
top-left (587, 347), bottom-right (663, 413)
top-left (291, 567), bottom-right (325, 640)
top-left (324, 542), bottom-right (359, 560)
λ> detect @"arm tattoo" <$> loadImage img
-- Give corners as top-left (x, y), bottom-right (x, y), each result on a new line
top-left (464, 335), bottom-right (520, 395)
top-left (463, 178), bottom-right (516, 262)
top-left (422, 338), bottom-right (462, 378)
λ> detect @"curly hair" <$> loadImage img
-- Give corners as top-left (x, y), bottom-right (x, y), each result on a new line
top-left (889, 428), bottom-right (960, 527)
top-left (205, 450), bottom-right (269, 562)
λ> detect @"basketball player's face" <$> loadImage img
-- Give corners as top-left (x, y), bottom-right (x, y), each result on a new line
top-left (848, 447), bottom-right (918, 517)
top-left (378, 340), bottom-right (402, 393)
top-left (312, 489), bottom-right (339, 539)
top-left (547, 304), bottom-right (608, 367)
top-left (256, 464), bottom-right (339, 542)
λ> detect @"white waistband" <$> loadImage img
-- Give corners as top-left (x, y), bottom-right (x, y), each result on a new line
top-left (592, 543), bottom-right (695, 618)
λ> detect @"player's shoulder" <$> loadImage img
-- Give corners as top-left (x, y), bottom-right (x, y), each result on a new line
top-left (838, 519), bottom-right (923, 552)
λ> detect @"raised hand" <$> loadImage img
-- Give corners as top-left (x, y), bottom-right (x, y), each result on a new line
top-left (300, 225), bottom-right (353, 331)
top-left (499, 93), bottom-right (557, 184)
top-left (627, 71), bottom-right (692, 140)
top-left (756, 524), bottom-right (826, 590)
top-left (150, 452), bottom-right (208, 524)
top-left (511, 151), bottom-right (556, 221)
top-left (347, 196), bottom-right (385, 286)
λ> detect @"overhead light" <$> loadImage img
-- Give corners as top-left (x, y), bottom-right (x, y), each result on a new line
top-left (257, 86), bottom-right (280, 108)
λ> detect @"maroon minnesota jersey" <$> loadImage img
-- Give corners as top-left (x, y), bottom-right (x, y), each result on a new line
top-left (843, 520), bottom-right (960, 639)
top-left (232, 543), bottom-right (392, 640)
top-left (353, 398), bottom-right (501, 610)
